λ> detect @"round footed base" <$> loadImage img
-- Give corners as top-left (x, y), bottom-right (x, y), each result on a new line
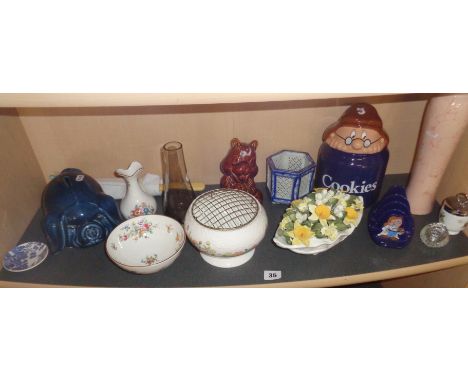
top-left (200, 249), bottom-right (255, 268)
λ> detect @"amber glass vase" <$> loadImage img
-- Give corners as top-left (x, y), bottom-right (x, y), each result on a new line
top-left (161, 141), bottom-right (196, 223)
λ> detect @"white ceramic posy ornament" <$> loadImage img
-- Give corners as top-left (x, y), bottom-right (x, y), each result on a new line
top-left (116, 161), bottom-right (157, 219)
top-left (184, 189), bottom-right (268, 268)
top-left (273, 190), bottom-right (364, 255)
top-left (273, 213), bottom-right (363, 255)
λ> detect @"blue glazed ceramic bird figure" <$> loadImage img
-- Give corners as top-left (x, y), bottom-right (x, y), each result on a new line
top-left (42, 168), bottom-right (122, 253)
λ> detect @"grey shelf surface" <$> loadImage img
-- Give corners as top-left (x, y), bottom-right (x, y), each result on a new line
top-left (1, 174), bottom-right (467, 287)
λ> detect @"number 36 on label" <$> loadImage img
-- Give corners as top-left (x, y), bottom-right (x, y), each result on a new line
top-left (264, 270), bottom-right (282, 281)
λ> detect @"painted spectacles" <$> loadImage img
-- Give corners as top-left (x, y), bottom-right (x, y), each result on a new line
top-left (336, 130), bottom-right (378, 148)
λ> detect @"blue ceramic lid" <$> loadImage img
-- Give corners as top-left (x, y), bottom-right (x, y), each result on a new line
top-left (3, 242), bottom-right (49, 272)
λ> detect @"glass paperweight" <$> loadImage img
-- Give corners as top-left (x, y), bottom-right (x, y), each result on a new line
top-left (420, 223), bottom-right (450, 248)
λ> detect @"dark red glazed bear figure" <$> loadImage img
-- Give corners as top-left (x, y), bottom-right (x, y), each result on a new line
top-left (220, 138), bottom-right (263, 202)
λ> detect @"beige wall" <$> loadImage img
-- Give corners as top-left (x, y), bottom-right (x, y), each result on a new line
top-left (0, 109), bottom-right (45, 256)
top-left (18, 98), bottom-right (428, 185)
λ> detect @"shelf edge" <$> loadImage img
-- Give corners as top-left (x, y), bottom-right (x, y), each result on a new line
top-left (1, 255), bottom-right (467, 288)
top-left (0, 93), bottom-right (392, 108)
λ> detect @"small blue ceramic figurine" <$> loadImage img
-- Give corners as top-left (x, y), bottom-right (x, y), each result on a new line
top-left (42, 168), bottom-right (122, 253)
top-left (368, 185), bottom-right (414, 249)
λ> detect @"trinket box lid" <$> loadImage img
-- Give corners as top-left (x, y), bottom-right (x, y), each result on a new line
top-left (443, 193), bottom-right (468, 216)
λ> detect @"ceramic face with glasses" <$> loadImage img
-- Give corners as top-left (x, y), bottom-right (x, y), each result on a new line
top-left (326, 125), bottom-right (387, 154)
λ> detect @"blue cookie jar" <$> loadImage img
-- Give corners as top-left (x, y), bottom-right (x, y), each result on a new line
top-left (315, 103), bottom-right (390, 207)
top-left (42, 168), bottom-right (122, 253)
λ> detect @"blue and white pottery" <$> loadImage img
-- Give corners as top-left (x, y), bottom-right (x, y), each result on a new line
top-left (266, 150), bottom-right (316, 204)
top-left (368, 185), bottom-right (414, 249)
top-left (42, 168), bottom-right (122, 253)
top-left (3, 242), bottom-right (49, 272)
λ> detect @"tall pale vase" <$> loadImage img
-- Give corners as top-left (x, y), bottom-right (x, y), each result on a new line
top-left (406, 94), bottom-right (468, 215)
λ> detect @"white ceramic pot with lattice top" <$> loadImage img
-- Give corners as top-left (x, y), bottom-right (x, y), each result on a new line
top-left (184, 189), bottom-right (268, 268)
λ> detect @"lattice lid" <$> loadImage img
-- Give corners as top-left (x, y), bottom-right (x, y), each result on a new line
top-left (191, 189), bottom-right (259, 230)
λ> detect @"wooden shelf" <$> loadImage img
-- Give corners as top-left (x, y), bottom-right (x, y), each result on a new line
top-left (1, 175), bottom-right (466, 288)
top-left (0, 93), bottom-right (392, 108)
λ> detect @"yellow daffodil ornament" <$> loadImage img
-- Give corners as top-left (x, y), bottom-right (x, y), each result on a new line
top-left (273, 188), bottom-right (364, 255)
